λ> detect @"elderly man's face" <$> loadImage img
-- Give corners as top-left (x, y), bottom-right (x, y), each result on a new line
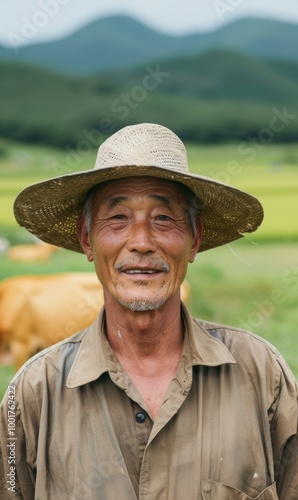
top-left (79, 177), bottom-right (202, 312)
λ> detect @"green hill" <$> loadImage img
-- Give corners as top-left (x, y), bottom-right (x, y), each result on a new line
top-left (104, 50), bottom-right (298, 106)
top-left (1, 16), bottom-right (298, 74)
top-left (1, 49), bottom-right (298, 147)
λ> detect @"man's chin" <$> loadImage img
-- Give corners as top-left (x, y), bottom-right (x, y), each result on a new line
top-left (117, 297), bottom-right (167, 312)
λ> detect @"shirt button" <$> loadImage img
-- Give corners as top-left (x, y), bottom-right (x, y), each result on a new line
top-left (135, 411), bottom-right (146, 423)
top-left (203, 482), bottom-right (212, 493)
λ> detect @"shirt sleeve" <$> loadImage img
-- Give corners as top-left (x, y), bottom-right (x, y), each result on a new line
top-left (0, 381), bottom-right (36, 499)
top-left (271, 355), bottom-right (298, 499)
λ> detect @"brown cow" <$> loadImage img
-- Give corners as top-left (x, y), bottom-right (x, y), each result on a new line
top-left (0, 273), bottom-right (104, 369)
top-left (0, 274), bottom-right (190, 370)
top-left (7, 242), bottom-right (60, 262)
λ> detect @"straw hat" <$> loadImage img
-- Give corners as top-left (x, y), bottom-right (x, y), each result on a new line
top-left (14, 123), bottom-right (263, 253)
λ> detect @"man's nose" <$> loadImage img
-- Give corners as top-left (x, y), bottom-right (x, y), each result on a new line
top-left (126, 220), bottom-right (157, 254)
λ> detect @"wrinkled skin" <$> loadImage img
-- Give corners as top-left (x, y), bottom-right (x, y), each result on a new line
top-left (78, 176), bottom-right (203, 315)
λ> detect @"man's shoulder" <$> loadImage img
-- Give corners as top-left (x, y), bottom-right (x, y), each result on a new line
top-left (10, 328), bottom-right (88, 387)
top-left (193, 317), bottom-right (287, 370)
top-left (196, 318), bottom-right (279, 352)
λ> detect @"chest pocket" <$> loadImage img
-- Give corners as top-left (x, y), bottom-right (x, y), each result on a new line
top-left (201, 481), bottom-right (277, 499)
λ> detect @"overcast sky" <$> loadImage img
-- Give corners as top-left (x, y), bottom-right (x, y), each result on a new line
top-left (0, 0), bottom-right (297, 46)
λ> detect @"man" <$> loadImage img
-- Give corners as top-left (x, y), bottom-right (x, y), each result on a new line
top-left (0, 123), bottom-right (297, 499)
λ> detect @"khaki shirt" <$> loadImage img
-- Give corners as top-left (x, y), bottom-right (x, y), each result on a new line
top-left (0, 305), bottom-right (297, 499)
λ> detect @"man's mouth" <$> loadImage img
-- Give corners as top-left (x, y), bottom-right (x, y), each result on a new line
top-left (115, 259), bottom-right (170, 275)
top-left (124, 269), bottom-right (159, 275)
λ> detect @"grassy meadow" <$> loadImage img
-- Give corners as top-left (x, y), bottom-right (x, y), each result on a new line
top-left (0, 139), bottom-right (297, 397)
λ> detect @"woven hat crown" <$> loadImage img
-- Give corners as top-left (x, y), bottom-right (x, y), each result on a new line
top-left (95, 123), bottom-right (189, 174)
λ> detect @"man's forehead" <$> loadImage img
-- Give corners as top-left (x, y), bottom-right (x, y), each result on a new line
top-left (94, 176), bottom-right (184, 201)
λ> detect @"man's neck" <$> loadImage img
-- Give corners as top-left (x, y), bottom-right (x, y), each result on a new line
top-left (104, 295), bottom-right (184, 363)
top-left (104, 297), bottom-right (184, 419)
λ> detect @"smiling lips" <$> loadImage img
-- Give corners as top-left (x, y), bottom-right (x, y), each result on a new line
top-left (121, 268), bottom-right (163, 285)
top-left (115, 259), bottom-right (170, 276)
top-left (124, 269), bottom-right (160, 275)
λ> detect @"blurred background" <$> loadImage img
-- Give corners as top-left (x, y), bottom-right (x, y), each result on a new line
top-left (0, 0), bottom-right (298, 394)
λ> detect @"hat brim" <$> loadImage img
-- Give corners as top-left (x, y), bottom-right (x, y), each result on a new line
top-left (13, 165), bottom-right (264, 253)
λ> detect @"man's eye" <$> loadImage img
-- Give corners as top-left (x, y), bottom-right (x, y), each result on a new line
top-left (157, 215), bottom-right (171, 221)
top-left (110, 214), bottom-right (126, 220)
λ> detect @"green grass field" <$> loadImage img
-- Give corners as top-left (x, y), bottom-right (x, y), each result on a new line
top-left (1, 139), bottom-right (298, 242)
top-left (0, 140), bottom-right (297, 398)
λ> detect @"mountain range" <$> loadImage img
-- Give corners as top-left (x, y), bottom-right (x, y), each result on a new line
top-left (1, 47), bottom-right (298, 146)
top-left (1, 15), bottom-right (298, 74)
top-left (1, 15), bottom-right (298, 146)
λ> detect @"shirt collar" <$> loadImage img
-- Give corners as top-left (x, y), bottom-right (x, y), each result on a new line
top-left (66, 305), bottom-right (235, 389)
top-left (181, 303), bottom-right (236, 367)
top-left (66, 308), bottom-right (108, 388)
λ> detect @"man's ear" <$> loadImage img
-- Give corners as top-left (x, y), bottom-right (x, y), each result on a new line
top-left (189, 217), bottom-right (204, 263)
top-left (77, 215), bottom-right (93, 262)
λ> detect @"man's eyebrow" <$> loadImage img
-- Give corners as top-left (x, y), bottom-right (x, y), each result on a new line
top-left (107, 194), bottom-right (174, 208)
top-left (107, 196), bottom-right (129, 208)
top-left (149, 194), bottom-right (173, 205)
